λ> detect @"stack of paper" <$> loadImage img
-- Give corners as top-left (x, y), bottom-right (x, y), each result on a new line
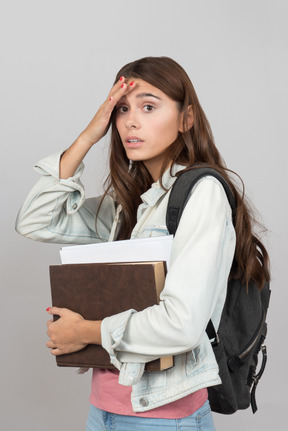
top-left (60, 235), bottom-right (174, 267)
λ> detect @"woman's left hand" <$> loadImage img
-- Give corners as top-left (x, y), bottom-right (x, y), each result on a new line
top-left (46, 307), bottom-right (88, 356)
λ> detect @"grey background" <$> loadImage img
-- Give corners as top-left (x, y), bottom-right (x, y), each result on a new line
top-left (1, 0), bottom-right (287, 429)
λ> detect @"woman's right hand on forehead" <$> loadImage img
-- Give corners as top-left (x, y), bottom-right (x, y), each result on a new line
top-left (59, 77), bottom-right (135, 179)
top-left (80, 76), bottom-right (135, 146)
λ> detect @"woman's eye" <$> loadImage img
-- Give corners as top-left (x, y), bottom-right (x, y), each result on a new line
top-left (143, 105), bottom-right (155, 112)
top-left (117, 106), bottom-right (128, 113)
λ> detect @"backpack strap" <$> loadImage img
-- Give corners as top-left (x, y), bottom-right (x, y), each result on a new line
top-left (166, 167), bottom-right (237, 342)
top-left (166, 167), bottom-right (236, 236)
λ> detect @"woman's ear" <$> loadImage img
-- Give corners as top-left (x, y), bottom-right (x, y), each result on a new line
top-left (179, 105), bottom-right (194, 133)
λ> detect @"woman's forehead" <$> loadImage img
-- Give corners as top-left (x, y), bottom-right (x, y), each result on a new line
top-left (119, 79), bottom-right (171, 103)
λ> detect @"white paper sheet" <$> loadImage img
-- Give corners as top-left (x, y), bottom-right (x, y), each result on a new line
top-left (60, 235), bottom-right (174, 269)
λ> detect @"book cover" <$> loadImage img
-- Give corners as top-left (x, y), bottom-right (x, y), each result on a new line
top-left (49, 261), bottom-right (173, 371)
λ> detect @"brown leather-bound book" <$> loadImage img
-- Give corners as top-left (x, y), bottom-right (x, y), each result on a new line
top-left (49, 261), bottom-right (173, 372)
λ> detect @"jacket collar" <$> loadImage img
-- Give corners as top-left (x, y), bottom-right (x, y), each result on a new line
top-left (140, 164), bottom-right (186, 207)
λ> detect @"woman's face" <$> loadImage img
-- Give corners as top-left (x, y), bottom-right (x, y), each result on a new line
top-left (115, 79), bottom-right (183, 181)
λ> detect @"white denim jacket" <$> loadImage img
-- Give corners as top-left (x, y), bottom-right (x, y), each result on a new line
top-left (15, 151), bottom-right (236, 412)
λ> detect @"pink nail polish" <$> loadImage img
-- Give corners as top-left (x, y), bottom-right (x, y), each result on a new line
top-left (119, 76), bottom-right (124, 81)
top-left (121, 83), bottom-right (124, 88)
top-left (129, 81), bottom-right (134, 86)
top-left (46, 307), bottom-right (51, 312)
top-left (109, 97), bottom-right (112, 101)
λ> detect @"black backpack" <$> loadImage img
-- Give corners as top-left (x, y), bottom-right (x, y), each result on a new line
top-left (166, 167), bottom-right (271, 414)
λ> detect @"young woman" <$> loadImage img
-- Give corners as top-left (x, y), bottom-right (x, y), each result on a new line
top-left (15, 56), bottom-right (270, 430)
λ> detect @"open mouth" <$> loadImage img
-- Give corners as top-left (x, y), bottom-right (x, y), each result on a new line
top-left (126, 136), bottom-right (144, 143)
top-left (125, 137), bottom-right (144, 148)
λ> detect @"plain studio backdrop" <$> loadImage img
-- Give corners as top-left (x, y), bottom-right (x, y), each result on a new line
top-left (1, 0), bottom-right (287, 429)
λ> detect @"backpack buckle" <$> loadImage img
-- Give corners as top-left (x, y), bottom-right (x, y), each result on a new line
top-left (211, 333), bottom-right (220, 347)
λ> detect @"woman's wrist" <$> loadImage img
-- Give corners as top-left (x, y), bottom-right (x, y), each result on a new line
top-left (75, 131), bottom-right (97, 149)
top-left (80, 320), bottom-right (102, 345)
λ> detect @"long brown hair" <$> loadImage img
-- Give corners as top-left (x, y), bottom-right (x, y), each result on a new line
top-left (101, 56), bottom-right (269, 289)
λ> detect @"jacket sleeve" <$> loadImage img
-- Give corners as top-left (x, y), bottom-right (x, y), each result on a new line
top-left (101, 177), bottom-right (236, 366)
top-left (15, 151), bottom-right (116, 244)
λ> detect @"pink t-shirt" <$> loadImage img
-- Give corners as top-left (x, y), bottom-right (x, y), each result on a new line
top-left (89, 368), bottom-right (208, 419)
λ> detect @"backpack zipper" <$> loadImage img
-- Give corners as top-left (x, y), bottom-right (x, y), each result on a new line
top-left (238, 308), bottom-right (266, 360)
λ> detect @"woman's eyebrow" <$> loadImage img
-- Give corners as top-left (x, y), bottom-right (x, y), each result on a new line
top-left (136, 93), bottom-right (161, 100)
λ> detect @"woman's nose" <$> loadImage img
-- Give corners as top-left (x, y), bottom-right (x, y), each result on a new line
top-left (125, 112), bottom-right (140, 129)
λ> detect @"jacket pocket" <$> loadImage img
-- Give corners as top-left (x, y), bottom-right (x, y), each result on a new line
top-left (134, 369), bottom-right (167, 392)
top-left (141, 225), bottom-right (169, 238)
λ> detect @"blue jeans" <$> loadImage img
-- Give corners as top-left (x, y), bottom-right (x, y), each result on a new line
top-left (86, 400), bottom-right (216, 430)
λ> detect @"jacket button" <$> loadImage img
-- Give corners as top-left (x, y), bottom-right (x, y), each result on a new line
top-left (72, 203), bottom-right (78, 210)
top-left (139, 398), bottom-right (149, 407)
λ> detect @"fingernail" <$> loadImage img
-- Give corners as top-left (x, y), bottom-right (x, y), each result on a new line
top-left (109, 97), bottom-right (112, 101)
top-left (46, 307), bottom-right (51, 312)
top-left (121, 83), bottom-right (124, 88)
top-left (119, 76), bottom-right (124, 81)
top-left (129, 81), bottom-right (134, 86)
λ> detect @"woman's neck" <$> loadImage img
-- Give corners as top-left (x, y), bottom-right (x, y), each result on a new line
top-left (144, 159), bottom-right (173, 182)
